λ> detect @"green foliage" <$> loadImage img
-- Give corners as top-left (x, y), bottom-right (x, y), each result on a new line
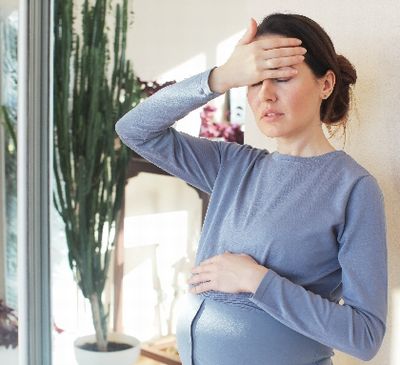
top-left (0, 106), bottom-right (17, 150)
top-left (53, 0), bottom-right (143, 350)
top-left (0, 13), bottom-right (18, 310)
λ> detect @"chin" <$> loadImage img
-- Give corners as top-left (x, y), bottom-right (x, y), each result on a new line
top-left (258, 127), bottom-right (287, 139)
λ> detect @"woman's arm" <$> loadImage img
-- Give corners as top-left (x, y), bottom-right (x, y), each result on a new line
top-left (115, 20), bottom-right (306, 193)
top-left (115, 68), bottom-right (224, 194)
top-left (249, 175), bottom-right (387, 361)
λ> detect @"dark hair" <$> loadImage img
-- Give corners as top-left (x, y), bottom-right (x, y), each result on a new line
top-left (256, 13), bottom-right (357, 139)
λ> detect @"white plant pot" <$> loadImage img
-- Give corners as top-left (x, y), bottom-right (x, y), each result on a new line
top-left (0, 346), bottom-right (18, 364)
top-left (74, 332), bottom-right (141, 365)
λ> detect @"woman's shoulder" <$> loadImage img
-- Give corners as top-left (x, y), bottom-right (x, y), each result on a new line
top-left (336, 152), bottom-right (384, 198)
top-left (217, 140), bottom-right (268, 162)
top-left (338, 151), bottom-right (377, 180)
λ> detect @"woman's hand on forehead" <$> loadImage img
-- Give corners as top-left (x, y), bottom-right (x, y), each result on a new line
top-left (208, 19), bottom-right (307, 93)
top-left (256, 36), bottom-right (303, 49)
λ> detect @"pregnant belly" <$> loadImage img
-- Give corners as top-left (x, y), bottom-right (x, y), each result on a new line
top-left (175, 293), bottom-right (333, 365)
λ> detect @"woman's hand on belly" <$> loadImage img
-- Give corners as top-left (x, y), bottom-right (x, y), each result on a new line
top-left (188, 252), bottom-right (269, 294)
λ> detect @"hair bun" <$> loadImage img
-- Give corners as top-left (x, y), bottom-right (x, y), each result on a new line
top-left (337, 54), bottom-right (357, 86)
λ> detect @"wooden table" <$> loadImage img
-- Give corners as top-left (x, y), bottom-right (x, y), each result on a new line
top-left (136, 356), bottom-right (164, 365)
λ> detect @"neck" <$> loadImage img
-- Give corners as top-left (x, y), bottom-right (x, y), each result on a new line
top-left (276, 123), bottom-right (336, 157)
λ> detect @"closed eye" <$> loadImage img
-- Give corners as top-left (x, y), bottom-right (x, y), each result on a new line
top-left (250, 78), bottom-right (291, 87)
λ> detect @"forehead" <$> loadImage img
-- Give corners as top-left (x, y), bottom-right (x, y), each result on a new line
top-left (255, 33), bottom-right (292, 42)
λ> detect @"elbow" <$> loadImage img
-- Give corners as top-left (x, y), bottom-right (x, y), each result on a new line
top-left (349, 319), bottom-right (386, 361)
top-left (115, 118), bottom-right (124, 138)
top-left (114, 113), bottom-right (146, 146)
top-left (114, 117), bottom-right (132, 145)
top-left (356, 345), bottom-right (382, 362)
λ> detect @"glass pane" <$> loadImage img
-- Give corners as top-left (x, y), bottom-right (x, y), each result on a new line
top-left (51, 1), bottom-right (176, 364)
top-left (51, 2), bottom-right (199, 365)
top-left (0, 3), bottom-right (19, 365)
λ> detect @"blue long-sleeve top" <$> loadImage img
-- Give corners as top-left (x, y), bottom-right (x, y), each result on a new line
top-left (115, 68), bottom-right (388, 361)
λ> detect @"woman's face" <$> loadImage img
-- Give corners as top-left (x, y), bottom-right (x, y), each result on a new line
top-left (247, 35), bottom-right (328, 141)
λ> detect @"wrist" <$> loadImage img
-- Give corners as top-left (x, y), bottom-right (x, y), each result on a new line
top-left (248, 265), bottom-right (269, 294)
top-left (208, 65), bottom-right (231, 94)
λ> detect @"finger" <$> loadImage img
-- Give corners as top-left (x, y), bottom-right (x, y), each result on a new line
top-left (237, 17), bottom-right (258, 46)
top-left (264, 46), bottom-right (307, 59)
top-left (263, 55), bottom-right (305, 70)
top-left (262, 66), bottom-right (298, 80)
top-left (190, 281), bottom-right (213, 294)
top-left (190, 271), bottom-right (214, 284)
top-left (257, 37), bottom-right (302, 50)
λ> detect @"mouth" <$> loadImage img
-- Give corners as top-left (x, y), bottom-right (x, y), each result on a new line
top-left (261, 111), bottom-right (284, 122)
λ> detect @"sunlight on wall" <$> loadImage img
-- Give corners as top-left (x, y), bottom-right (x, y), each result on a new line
top-left (123, 210), bottom-right (188, 247)
top-left (122, 211), bottom-right (190, 341)
top-left (122, 256), bottom-right (160, 340)
top-left (216, 29), bottom-right (249, 124)
top-left (215, 29), bottom-right (244, 65)
top-left (154, 54), bottom-right (207, 137)
top-left (391, 287), bottom-right (400, 365)
top-left (156, 53), bottom-right (206, 83)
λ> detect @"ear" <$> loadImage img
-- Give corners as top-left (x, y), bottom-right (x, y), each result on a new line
top-left (319, 70), bottom-right (335, 100)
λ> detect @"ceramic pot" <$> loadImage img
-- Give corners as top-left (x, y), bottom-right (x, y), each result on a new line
top-left (0, 346), bottom-right (18, 364)
top-left (74, 332), bottom-right (140, 365)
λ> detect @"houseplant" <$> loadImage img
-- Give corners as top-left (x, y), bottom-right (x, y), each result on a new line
top-left (53, 0), bottom-right (174, 362)
top-left (0, 299), bottom-right (18, 363)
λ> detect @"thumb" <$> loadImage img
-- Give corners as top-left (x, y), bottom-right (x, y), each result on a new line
top-left (237, 18), bottom-right (257, 46)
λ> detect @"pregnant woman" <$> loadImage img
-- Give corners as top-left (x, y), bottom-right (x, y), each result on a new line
top-left (115, 13), bottom-right (387, 365)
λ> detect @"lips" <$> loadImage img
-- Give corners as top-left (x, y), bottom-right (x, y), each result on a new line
top-left (261, 109), bottom-right (284, 122)
top-left (262, 109), bottom-right (284, 117)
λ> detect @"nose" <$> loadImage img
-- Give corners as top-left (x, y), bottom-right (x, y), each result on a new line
top-left (258, 79), bottom-right (277, 103)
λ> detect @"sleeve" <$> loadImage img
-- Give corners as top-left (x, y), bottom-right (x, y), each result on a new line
top-left (115, 67), bottom-right (224, 194)
top-left (249, 175), bottom-right (388, 361)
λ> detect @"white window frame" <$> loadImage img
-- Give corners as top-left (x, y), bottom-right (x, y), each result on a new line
top-left (18, 0), bottom-right (53, 364)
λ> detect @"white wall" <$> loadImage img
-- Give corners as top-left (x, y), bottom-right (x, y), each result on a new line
top-left (0, 0), bottom-right (18, 20)
top-left (123, 173), bottom-right (203, 339)
top-left (126, 1), bottom-right (400, 364)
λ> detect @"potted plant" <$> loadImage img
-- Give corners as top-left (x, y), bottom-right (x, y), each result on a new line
top-left (0, 299), bottom-right (18, 364)
top-left (53, 0), bottom-right (174, 363)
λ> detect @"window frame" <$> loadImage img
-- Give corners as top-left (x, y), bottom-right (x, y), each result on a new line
top-left (17, 0), bottom-right (53, 364)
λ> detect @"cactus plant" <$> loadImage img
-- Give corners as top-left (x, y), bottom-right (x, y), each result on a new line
top-left (54, 0), bottom-right (175, 352)
top-left (53, 0), bottom-right (142, 352)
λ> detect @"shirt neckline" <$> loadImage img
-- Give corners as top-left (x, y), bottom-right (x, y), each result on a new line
top-left (271, 150), bottom-right (346, 162)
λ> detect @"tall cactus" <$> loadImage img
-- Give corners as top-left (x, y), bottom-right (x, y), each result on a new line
top-left (53, 0), bottom-right (142, 351)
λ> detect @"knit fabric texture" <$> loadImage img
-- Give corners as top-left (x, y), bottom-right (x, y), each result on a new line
top-left (115, 68), bottom-right (388, 361)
